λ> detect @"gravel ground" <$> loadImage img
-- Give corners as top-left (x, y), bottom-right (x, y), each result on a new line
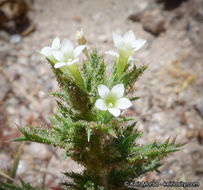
top-left (0, 0), bottom-right (202, 189)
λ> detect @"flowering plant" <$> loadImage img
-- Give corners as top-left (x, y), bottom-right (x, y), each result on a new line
top-left (8, 30), bottom-right (182, 190)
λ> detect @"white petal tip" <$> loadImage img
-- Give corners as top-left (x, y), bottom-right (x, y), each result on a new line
top-left (54, 62), bottom-right (66, 68)
top-left (40, 47), bottom-right (52, 57)
top-left (108, 108), bottom-right (121, 117)
top-left (105, 51), bottom-right (119, 57)
top-left (111, 84), bottom-right (124, 98)
top-left (116, 98), bottom-right (132, 110)
top-left (95, 99), bottom-right (107, 111)
top-left (98, 85), bottom-right (110, 99)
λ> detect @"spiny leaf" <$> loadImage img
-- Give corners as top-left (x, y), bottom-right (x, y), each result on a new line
top-left (107, 129), bottom-right (117, 138)
top-left (129, 96), bottom-right (140, 101)
top-left (87, 127), bottom-right (92, 142)
top-left (116, 117), bottom-right (135, 123)
top-left (121, 65), bottom-right (147, 90)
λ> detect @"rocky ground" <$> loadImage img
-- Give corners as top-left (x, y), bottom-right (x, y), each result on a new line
top-left (0, 0), bottom-right (203, 189)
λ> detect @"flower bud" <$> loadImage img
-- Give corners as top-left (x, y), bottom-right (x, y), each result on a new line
top-left (76, 30), bottom-right (87, 45)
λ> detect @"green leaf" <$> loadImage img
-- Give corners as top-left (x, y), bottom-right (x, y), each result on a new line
top-left (9, 142), bottom-right (24, 180)
top-left (116, 117), bottom-right (134, 123)
top-left (129, 96), bottom-right (140, 101)
top-left (107, 129), bottom-right (117, 138)
top-left (87, 127), bottom-right (92, 142)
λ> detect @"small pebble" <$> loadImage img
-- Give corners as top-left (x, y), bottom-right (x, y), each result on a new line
top-left (10, 34), bottom-right (22, 44)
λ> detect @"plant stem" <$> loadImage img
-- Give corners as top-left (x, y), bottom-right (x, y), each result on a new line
top-left (67, 63), bottom-right (85, 90)
top-left (117, 50), bottom-right (130, 78)
top-left (87, 130), bottom-right (108, 189)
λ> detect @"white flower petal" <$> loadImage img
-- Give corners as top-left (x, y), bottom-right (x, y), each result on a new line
top-left (105, 51), bottom-right (119, 57)
top-left (98, 85), bottom-right (110, 99)
top-left (95, 99), bottom-right (108, 111)
top-left (52, 50), bottom-right (65, 62)
top-left (40, 47), bottom-right (52, 57)
top-left (132, 39), bottom-right (146, 51)
top-left (52, 37), bottom-right (60, 49)
top-left (123, 30), bottom-right (136, 43)
top-left (61, 39), bottom-right (73, 49)
top-left (67, 58), bottom-right (79, 66)
top-left (61, 41), bottom-right (73, 56)
top-left (108, 108), bottom-right (121, 117)
top-left (113, 32), bottom-right (123, 48)
top-left (73, 45), bottom-right (86, 58)
top-left (128, 56), bottom-right (138, 62)
top-left (111, 84), bottom-right (124, 98)
top-left (116, 98), bottom-right (132, 109)
top-left (54, 62), bottom-right (67, 68)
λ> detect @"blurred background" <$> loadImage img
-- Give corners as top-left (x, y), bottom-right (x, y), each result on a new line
top-left (0, 0), bottom-right (202, 189)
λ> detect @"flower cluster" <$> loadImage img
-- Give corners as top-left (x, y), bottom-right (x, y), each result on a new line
top-left (40, 30), bottom-right (146, 117)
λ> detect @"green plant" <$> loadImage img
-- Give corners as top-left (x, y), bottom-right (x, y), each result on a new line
top-left (0, 180), bottom-right (45, 190)
top-left (12, 30), bottom-right (182, 190)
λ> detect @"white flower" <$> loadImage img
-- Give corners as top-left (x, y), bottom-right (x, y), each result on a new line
top-left (105, 51), bottom-right (138, 62)
top-left (112, 30), bottom-right (146, 54)
top-left (40, 37), bottom-right (61, 58)
top-left (105, 30), bottom-right (146, 77)
top-left (95, 84), bottom-right (132, 117)
top-left (52, 39), bottom-right (86, 68)
top-left (105, 30), bottom-right (146, 60)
